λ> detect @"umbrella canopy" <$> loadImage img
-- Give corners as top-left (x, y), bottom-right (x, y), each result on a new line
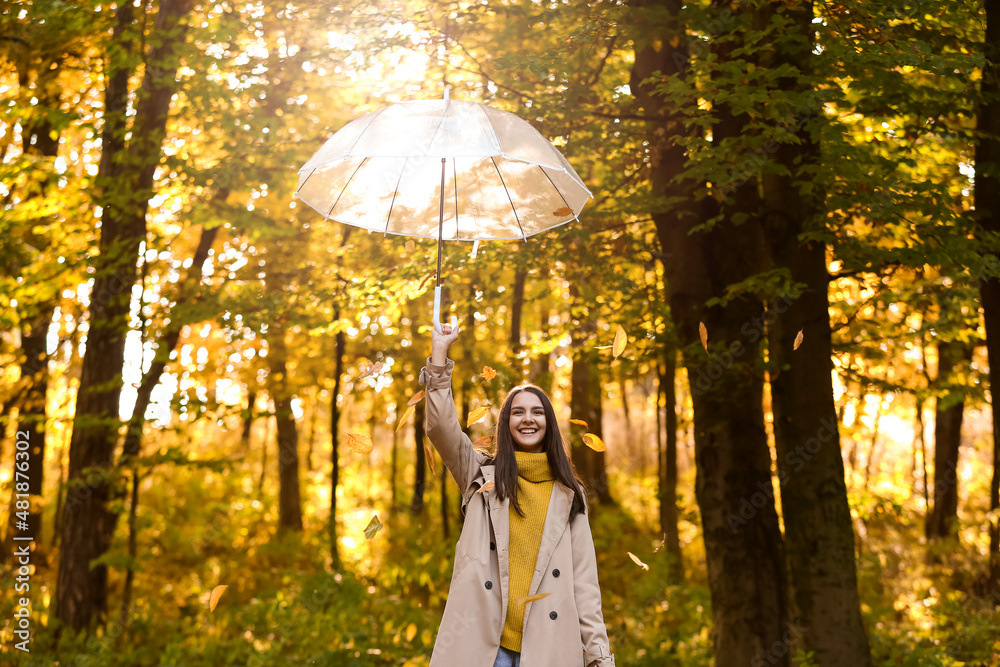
top-left (296, 96), bottom-right (591, 241)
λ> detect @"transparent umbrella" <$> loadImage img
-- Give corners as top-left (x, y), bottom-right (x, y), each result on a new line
top-left (296, 90), bottom-right (591, 330)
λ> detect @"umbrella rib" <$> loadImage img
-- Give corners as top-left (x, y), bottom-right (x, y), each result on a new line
top-left (295, 168), bottom-right (316, 196)
top-left (326, 156), bottom-right (368, 218)
top-left (383, 156), bottom-right (409, 234)
top-left (452, 158), bottom-right (459, 239)
top-left (538, 165), bottom-right (574, 212)
top-left (478, 103), bottom-right (504, 154)
top-left (491, 157), bottom-right (525, 240)
top-left (345, 107), bottom-right (387, 157)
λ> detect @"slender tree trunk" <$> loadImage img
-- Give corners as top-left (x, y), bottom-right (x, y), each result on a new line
top-left (330, 326), bottom-right (345, 567)
top-left (411, 400), bottom-right (427, 513)
top-left (242, 388), bottom-right (257, 450)
top-left (268, 322), bottom-right (303, 531)
top-left (926, 340), bottom-right (972, 540)
top-left (659, 351), bottom-right (683, 581)
top-left (56, 0), bottom-right (193, 630)
top-left (5, 306), bottom-right (53, 561)
top-left (510, 269), bottom-right (527, 372)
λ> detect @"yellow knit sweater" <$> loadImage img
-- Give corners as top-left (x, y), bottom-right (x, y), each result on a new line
top-left (500, 451), bottom-right (555, 653)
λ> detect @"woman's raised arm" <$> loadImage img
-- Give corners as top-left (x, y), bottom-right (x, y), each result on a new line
top-left (421, 322), bottom-right (484, 495)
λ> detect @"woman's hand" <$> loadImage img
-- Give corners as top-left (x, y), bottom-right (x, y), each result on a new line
top-left (430, 318), bottom-right (460, 365)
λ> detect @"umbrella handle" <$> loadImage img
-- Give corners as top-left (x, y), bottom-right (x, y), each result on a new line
top-left (433, 286), bottom-right (443, 334)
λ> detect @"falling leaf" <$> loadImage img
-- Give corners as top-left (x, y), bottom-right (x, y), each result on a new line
top-left (407, 390), bottom-right (426, 406)
top-left (552, 206), bottom-right (573, 217)
top-left (405, 622), bottom-right (418, 642)
top-left (628, 551), bottom-right (650, 571)
top-left (209, 584), bottom-right (228, 612)
top-left (357, 361), bottom-right (384, 380)
top-left (699, 322), bottom-right (708, 352)
top-left (395, 405), bottom-right (415, 433)
top-left (481, 365), bottom-right (497, 382)
top-left (593, 345), bottom-right (612, 350)
top-left (364, 514), bottom-right (383, 540)
top-left (612, 325), bottom-right (627, 360)
top-left (424, 443), bottom-right (436, 476)
top-left (476, 480), bottom-right (495, 494)
top-left (405, 240), bottom-right (415, 254)
top-left (652, 533), bottom-right (667, 554)
top-left (473, 436), bottom-right (494, 451)
top-left (348, 433), bottom-right (373, 454)
top-left (582, 433), bottom-right (607, 452)
top-left (419, 270), bottom-right (437, 290)
top-left (793, 329), bottom-right (804, 351)
top-left (669, 35), bottom-right (680, 48)
top-left (570, 419), bottom-right (589, 428)
top-left (467, 406), bottom-right (490, 428)
top-left (516, 592), bottom-right (551, 606)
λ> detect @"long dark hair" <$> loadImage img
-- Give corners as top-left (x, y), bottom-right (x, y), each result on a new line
top-left (491, 385), bottom-right (588, 520)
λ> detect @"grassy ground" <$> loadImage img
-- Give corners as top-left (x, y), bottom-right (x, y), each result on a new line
top-left (1, 459), bottom-right (998, 666)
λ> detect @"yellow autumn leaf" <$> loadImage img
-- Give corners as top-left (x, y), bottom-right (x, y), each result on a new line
top-left (407, 390), bottom-right (426, 406)
top-left (395, 405), bottom-right (415, 433)
top-left (669, 35), bottom-right (680, 48)
top-left (699, 321), bottom-right (708, 352)
top-left (476, 480), bottom-right (495, 494)
top-left (515, 591), bottom-right (551, 606)
top-left (793, 329), bottom-right (804, 351)
top-left (570, 419), bottom-right (589, 428)
top-left (364, 514), bottom-right (383, 540)
top-left (424, 443), bottom-right (436, 476)
top-left (552, 206), bottom-right (573, 217)
top-left (467, 406), bottom-right (490, 428)
top-left (405, 622), bottom-right (418, 642)
top-left (628, 551), bottom-right (649, 571)
top-left (582, 433), bottom-right (607, 452)
top-left (473, 436), bottom-right (494, 451)
top-left (209, 584), bottom-right (228, 612)
top-left (348, 433), bottom-right (373, 454)
top-left (612, 325), bottom-right (627, 360)
top-left (482, 365), bottom-right (497, 382)
top-left (357, 361), bottom-right (383, 380)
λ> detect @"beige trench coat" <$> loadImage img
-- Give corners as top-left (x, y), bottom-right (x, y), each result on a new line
top-left (421, 358), bottom-right (615, 667)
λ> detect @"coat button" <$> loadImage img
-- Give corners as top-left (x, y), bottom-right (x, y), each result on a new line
top-left (552, 569), bottom-right (560, 577)
top-left (490, 542), bottom-right (496, 550)
top-left (549, 611), bottom-right (558, 620)
top-left (485, 581), bottom-right (493, 590)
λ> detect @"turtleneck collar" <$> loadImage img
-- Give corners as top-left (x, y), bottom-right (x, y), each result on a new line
top-left (514, 450), bottom-right (555, 483)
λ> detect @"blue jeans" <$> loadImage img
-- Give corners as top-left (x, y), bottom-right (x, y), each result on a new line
top-left (493, 646), bottom-right (521, 667)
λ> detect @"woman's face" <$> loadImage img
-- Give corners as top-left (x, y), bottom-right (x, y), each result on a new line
top-left (509, 391), bottom-right (547, 453)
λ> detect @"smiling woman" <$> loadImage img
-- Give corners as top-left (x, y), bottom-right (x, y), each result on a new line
top-left (419, 322), bottom-right (615, 667)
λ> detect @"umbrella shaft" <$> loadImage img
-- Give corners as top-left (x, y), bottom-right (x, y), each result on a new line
top-left (437, 157), bottom-right (445, 288)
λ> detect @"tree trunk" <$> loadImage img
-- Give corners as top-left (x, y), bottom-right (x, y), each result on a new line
top-left (977, 0), bottom-right (1000, 593)
top-left (758, 2), bottom-right (873, 663)
top-left (3, 55), bottom-right (63, 560)
top-left (56, 0), bottom-right (192, 631)
top-left (268, 322), bottom-right (303, 531)
top-left (570, 338), bottom-right (613, 504)
top-left (927, 340), bottom-right (971, 540)
top-left (330, 326), bottom-right (345, 567)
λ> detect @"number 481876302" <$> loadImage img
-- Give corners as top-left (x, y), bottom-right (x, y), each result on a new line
top-left (14, 430), bottom-right (30, 526)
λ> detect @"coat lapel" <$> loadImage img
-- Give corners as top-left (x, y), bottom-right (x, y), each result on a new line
top-left (528, 482), bottom-right (572, 596)
top-left (482, 465), bottom-right (511, 624)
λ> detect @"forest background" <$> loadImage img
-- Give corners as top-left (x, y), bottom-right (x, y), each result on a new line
top-left (2, 0), bottom-right (1000, 665)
